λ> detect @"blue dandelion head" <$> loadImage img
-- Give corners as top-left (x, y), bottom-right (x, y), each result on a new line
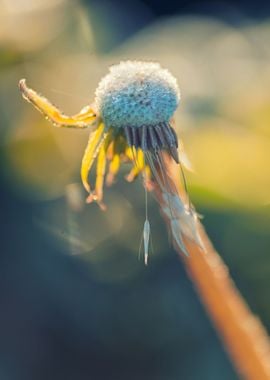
top-left (95, 61), bottom-right (180, 129)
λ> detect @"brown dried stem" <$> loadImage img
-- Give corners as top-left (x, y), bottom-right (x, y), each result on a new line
top-left (154, 157), bottom-right (270, 380)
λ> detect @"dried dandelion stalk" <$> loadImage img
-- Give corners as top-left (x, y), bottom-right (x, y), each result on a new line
top-left (154, 156), bottom-right (270, 380)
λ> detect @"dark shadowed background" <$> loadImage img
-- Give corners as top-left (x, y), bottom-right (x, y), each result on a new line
top-left (0, 0), bottom-right (270, 379)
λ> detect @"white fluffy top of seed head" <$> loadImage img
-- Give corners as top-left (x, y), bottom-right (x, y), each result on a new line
top-left (95, 60), bottom-right (180, 128)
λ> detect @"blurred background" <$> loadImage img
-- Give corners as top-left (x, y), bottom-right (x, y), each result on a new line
top-left (0, 0), bottom-right (270, 379)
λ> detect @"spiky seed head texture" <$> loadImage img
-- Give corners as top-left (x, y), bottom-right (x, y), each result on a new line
top-left (95, 61), bottom-right (180, 129)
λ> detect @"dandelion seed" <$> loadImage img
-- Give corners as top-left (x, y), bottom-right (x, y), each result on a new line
top-left (19, 60), bottom-right (202, 259)
top-left (143, 219), bottom-right (150, 266)
top-left (142, 177), bottom-right (152, 266)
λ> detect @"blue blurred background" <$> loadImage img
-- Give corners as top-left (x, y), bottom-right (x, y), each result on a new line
top-left (0, 0), bottom-right (270, 379)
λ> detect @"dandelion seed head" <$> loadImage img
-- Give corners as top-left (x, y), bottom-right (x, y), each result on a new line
top-left (20, 64), bottom-right (201, 259)
top-left (95, 61), bottom-right (180, 129)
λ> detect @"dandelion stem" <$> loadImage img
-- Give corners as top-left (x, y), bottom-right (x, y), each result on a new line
top-left (154, 157), bottom-right (270, 380)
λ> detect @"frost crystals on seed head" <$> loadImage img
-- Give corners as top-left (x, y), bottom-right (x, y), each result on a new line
top-left (95, 61), bottom-right (180, 129)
